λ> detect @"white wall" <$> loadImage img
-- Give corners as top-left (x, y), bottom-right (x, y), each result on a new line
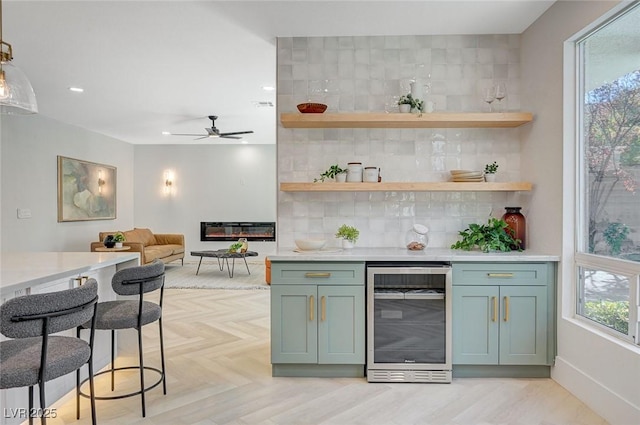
top-left (522, 2), bottom-right (640, 424)
top-left (132, 144), bottom-right (277, 256)
top-left (1, 114), bottom-right (135, 252)
top-left (0, 118), bottom-right (277, 257)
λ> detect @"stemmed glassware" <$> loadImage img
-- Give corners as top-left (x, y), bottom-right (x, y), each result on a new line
top-left (494, 82), bottom-right (507, 111)
top-left (483, 87), bottom-right (496, 112)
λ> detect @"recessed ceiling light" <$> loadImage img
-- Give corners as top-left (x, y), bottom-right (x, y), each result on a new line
top-left (262, 86), bottom-right (275, 91)
top-left (69, 87), bottom-right (84, 93)
top-left (241, 140), bottom-right (248, 144)
top-left (161, 131), bottom-right (171, 135)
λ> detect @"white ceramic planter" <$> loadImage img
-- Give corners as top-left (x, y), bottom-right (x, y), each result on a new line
top-left (484, 173), bottom-right (496, 182)
top-left (335, 173), bottom-right (347, 182)
top-left (341, 239), bottom-right (355, 249)
top-left (115, 242), bottom-right (123, 248)
top-left (398, 104), bottom-right (411, 113)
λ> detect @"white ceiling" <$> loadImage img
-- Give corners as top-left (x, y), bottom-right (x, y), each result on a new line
top-left (4, 0), bottom-right (555, 145)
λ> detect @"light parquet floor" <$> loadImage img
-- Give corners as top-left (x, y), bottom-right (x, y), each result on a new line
top-left (48, 289), bottom-right (608, 425)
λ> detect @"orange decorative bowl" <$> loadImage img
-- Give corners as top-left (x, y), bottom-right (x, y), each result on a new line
top-left (297, 103), bottom-right (327, 113)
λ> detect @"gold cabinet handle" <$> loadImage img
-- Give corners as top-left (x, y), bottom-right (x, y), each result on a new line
top-left (305, 272), bottom-right (331, 278)
top-left (492, 296), bottom-right (497, 322)
top-left (503, 296), bottom-right (509, 322)
top-left (309, 295), bottom-right (314, 321)
top-left (321, 296), bottom-right (326, 321)
top-left (487, 273), bottom-right (514, 278)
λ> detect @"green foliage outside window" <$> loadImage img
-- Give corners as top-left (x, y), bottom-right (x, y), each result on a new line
top-left (583, 300), bottom-right (629, 334)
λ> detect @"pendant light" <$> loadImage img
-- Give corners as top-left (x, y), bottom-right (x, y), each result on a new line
top-left (0, 0), bottom-right (37, 114)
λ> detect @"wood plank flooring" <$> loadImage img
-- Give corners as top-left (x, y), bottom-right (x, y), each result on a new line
top-left (47, 289), bottom-right (608, 425)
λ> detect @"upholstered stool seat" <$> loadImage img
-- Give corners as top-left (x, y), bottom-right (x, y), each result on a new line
top-left (1, 336), bottom-right (90, 388)
top-left (92, 300), bottom-right (161, 330)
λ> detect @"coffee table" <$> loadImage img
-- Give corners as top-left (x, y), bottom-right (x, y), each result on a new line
top-left (190, 250), bottom-right (258, 278)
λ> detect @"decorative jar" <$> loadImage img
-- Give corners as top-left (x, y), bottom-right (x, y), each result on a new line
top-left (502, 207), bottom-right (526, 249)
top-left (405, 224), bottom-right (429, 250)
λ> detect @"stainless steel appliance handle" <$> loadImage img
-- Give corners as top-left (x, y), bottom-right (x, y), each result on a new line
top-left (374, 293), bottom-right (405, 300)
top-left (404, 293), bottom-right (445, 300)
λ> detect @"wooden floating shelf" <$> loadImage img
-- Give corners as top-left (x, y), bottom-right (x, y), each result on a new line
top-left (280, 182), bottom-right (533, 192)
top-left (280, 112), bottom-right (533, 129)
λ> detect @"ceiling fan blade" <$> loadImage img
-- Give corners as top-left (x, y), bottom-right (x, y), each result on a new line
top-left (193, 136), bottom-right (210, 140)
top-left (219, 130), bottom-right (254, 137)
top-left (220, 135), bottom-right (242, 139)
top-left (170, 133), bottom-right (207, 136)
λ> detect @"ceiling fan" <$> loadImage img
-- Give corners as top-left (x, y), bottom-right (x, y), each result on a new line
top-left (171, 115), bottom-right (253, 140)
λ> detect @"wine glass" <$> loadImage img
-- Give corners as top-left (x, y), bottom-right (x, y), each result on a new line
top-left (494, 82), bottom-right (507, 111)
top-left (483, 87), bottom-right (495, 112)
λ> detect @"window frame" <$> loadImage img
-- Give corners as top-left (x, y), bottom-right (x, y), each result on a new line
top-left (573, 2), bottom-right (640, 346)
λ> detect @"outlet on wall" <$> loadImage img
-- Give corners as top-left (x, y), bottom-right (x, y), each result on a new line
top-left (17, 208), bottom-right (32, 219)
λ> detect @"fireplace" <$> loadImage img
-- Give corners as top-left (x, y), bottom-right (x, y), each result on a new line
top-left (200, 222), bottom-right (276, 242)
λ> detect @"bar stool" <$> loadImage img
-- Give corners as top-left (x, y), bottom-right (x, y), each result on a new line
top-left (79, 259), bottom-right (166, 417)
top-left (0, 279), bottom-right (99, 425)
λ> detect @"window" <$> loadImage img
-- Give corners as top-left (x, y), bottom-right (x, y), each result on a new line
top-left (576, 3), bottom-right (640, 344)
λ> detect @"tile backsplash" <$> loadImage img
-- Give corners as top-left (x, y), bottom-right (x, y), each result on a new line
top-left (277, 35), bottom-right (528, 249)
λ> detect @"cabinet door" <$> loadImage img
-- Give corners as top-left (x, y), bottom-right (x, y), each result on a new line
top-left (317, 285), bottom-right (365, 365)
top-left (271, 285), bottom-right (318, 364)
top-left (499, 285), bottom-right (547, 365)
top-left (452, 286), bottom-right (499, 364)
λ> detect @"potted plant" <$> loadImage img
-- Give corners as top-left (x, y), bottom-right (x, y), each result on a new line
top-left (113, 232), bottom-right (126, 248)
top-left (397, 93), bottom-right (424, 113)
top-left (484, 161), bottom-right (499, 182)
top-left (450, 217), bottom-right (521, 253)
top-left (335, 224), bottom-right (359, 249)
top-left (314, 164), bottom-right (347, 182)
top-left (228, 241), bottom-right (244, 253)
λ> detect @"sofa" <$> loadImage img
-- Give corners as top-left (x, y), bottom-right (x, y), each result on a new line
top-left (91, 228), bottom-right (185, 265)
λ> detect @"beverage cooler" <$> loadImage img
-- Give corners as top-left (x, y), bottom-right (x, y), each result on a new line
top-left (366, 262), bottom-right (452, 383)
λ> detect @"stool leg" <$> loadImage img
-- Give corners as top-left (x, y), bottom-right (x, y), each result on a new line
top-left (137, 326), bottom-right (146, 417)
top-left (39, 382), bottom-right (46, 425)
top-left (88, 355), bottom-right (97, 425)
top-left (159, 317), bottom-right (167, 394)
top-left (76, 329), bottom-right (81, 420)
top-left (28, 386), bottom-right (33, 425)
top-left (110, 329), bottom-right (116, 391)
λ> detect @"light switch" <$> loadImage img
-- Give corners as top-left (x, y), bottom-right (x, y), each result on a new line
top-left (17, 208), bottom-right (32, 219)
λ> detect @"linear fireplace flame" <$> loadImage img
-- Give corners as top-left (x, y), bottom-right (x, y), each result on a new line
top-left (200, 222), bottom-right (276, 242)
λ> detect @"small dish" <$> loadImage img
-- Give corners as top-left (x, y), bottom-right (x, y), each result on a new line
top-left (297, 103), bottom-right (328, 113)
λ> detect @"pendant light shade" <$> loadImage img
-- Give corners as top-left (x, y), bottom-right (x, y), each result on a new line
top-left (0, 58), bottom-right (38, 114)
top-left (0, 0), bottom-right (37, 114)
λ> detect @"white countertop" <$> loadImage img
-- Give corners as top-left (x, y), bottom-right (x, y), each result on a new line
top-left (0, 251), bottom-right (140, 295)
top-left (268, 247), bottom-right (559, 262)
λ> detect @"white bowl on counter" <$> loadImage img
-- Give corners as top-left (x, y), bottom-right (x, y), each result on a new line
top-left (294, 239), bottom-right (327, 251)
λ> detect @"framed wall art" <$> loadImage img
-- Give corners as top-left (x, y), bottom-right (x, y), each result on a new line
top-left (57, 156), bottom-right (117, 222)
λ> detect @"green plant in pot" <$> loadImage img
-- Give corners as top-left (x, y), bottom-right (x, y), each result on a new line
top-left (112, 232), bottom-right (126, 248)
top-left (314, 164), bottom-right (346, 182)
top-left (335, 224), bottom-right (359, 248)
top-left (397, 93), bottom-right (424, 113)
top-left (484, 161), bottom-right (498, 182)
top-left (450, 217), bottom-right (521, 253)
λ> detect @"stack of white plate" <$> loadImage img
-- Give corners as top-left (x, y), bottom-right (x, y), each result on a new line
top-left (450, 170), bottom-right (485, 182)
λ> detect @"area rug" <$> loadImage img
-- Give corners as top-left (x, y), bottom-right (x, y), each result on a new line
top-left (163, 260), bottom-right (269, 290)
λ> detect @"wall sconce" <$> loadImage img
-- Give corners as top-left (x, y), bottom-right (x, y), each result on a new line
top-left (164, 170), bottom-right (174, 195)
top-left (97, 170), bottom-right (105, 194)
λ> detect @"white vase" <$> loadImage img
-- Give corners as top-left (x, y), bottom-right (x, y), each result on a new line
top-left (342, 239), bottom-right (354, 249)
top-left (398, 104), bottom-right (411, 113)
top-left (484, 173), bottom-right (496, 182)
top-left (335, 173), bottom-right (347, 183)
